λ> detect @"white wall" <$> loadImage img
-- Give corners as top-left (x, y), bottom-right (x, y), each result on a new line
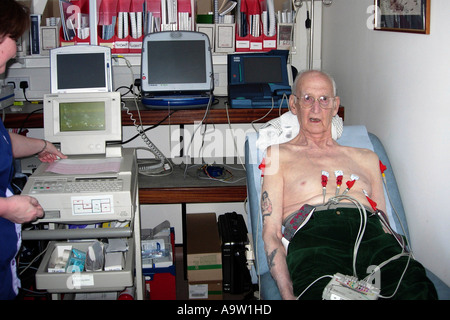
top-left (321, 0), bottom-right (450, 285)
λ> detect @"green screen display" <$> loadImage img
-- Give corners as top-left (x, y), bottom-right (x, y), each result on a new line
top-left (59, 101), bottom-right (105, 132)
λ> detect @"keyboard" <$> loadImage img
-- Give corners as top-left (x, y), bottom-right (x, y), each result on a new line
top-left (29, 178), bottom-right (123, 194)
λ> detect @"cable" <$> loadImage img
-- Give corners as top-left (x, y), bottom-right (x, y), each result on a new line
top-left (326, 194), bottom-right (412, 299)
top-left (182, 95), bottom-right (213, 177)
top-left (225, 101), bottom-right (246, 172)
top-left (114, 54), bottom-right (173, 176)
top-left (122, 102), bottom-right (172, 174)
top-left (377, 253), bottom-right (411, 299)
top-left (119, 109), bottom-right (176, 145)
top-left (327, 195), bottom-right (368, 277)
top-left (18, 107), bottom-right (43, 134)
top-left (380, 164), bottom-right (412, 253)
top-left (296, 275), bottom-right (333, 300)
top-left (19, 241), bottom-right (50, 276)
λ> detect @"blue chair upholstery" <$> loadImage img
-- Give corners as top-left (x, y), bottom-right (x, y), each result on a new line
top-left (245, 126), bottom-right (449, 300)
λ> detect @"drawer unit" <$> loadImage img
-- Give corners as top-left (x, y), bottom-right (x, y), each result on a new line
top-left (35, 240), bottom-right (135, 293)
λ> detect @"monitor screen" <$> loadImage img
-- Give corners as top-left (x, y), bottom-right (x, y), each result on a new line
top-left (227, 51), bottom-right (291, 87)
top-left (50, 45), bottom-right (112, 94)
top-left (146, 40), bottom-right (206, 85)
top-left (44, 92), bottom-right (122, 156)
top-left (59, 101), bottom-right (106, 132)
top-left (243, 57), bottom-right (283, 83)
top-left (141, 31), bottom-right (213, 94)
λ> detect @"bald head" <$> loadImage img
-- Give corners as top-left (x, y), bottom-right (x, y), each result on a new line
top-left (292, 70), bottom-right (337, 97)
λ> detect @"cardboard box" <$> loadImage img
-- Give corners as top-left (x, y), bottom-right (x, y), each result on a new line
top-left (186, 213), bottom-right (222, 282)
top-left (188, 280), bottom-right (223, 300)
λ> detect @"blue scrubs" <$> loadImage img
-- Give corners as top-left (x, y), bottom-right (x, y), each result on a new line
top-left (0, 120), bottom-right (21, 300)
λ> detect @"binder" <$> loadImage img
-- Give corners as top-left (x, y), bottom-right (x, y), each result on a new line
top-left (235, 0), bottom-right (276, 52)
top-left (30, 14), bottom-right (42, 55)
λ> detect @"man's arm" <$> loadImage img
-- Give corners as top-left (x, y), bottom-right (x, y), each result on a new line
top-left (261, 146), bottom-right (296, 300)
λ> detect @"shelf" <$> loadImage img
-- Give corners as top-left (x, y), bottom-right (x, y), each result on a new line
top-left (138, 161), bottom-right (247, 204)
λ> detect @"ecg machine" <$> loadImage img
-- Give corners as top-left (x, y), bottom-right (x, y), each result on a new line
top-left (21, 92), bottom-right (136, 224)
top-left (20, 88), bottom-right (144, 298)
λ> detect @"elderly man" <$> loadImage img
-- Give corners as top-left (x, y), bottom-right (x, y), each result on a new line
top-left (261, 70), bottom-right (436, 300)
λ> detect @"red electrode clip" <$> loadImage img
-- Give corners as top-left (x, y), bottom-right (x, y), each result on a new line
top-left (321, 171), bottom-right (329, 204)
top-left (259, 158), bottom-right (266, 177)
top-left (346, 179), bottom-right (356, 189)
top-left (342, 174), bottom-right (359, 195)
top-left (321, 170), bottom-right (329, 187)
top-left (334, 170), bottom-right (343, 195)
top-left (335, 170), bottom-right (343, 186)
top-left (363, 189), bottom-right (378, 212)
top-left (379, 160), bottom-right (387, 177)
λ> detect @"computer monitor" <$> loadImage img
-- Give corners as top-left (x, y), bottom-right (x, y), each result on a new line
top-left (227, 50), bottom-right (292, 108)
top-left (140, 31), bottom-right (214, 108)
top-left (50, 45), bottom-right (113, 94)
top-left (227, 50), bottom-right (291, 87)
top-left (43, 92), bottom-right (122, 156)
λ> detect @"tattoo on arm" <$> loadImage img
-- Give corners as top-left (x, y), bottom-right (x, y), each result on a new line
top-left (261, 191), bottom-right (272, 224)
top-left (261, 191), bottom-right (278, 271)
top-left (267, 248), bottom-right (278, 270)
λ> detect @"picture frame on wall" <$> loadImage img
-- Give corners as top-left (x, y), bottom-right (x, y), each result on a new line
top-left (374, 0), bottom-right (430, 34)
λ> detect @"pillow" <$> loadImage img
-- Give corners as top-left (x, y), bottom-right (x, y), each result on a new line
top-left (256, 111), bottom-right (344, 152)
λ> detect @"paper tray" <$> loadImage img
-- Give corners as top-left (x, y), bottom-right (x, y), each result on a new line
top-left (36, 240), bottom-right (134, 293)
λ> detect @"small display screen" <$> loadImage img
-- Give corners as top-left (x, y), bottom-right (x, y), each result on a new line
top-left (56, 53), bottom-right (106, 90)
top-left (146, 40), bottom-right (206, 84)
top-left (243, 57), bottom-right (283, 83)
top-left (59, 101), bottom-right (105, 132)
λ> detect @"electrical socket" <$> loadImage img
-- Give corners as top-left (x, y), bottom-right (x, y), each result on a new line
top-left (4, 77), bottom-right (30, 93)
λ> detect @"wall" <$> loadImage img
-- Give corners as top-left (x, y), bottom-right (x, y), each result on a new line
top-left (321, 0), bottom-right (450, 285)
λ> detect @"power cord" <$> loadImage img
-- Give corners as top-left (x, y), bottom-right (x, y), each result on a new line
top-left (113, 54), bottom-right (173, 176)
top-left (20, 81), bottom-right (31, 103)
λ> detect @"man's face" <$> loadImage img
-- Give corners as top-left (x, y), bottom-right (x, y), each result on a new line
top-left (289, 72), bottom-right (339, 137)
top-left (0, 36), bottom-right (17, 74)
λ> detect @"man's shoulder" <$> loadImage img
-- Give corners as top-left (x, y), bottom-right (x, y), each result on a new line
top-left (339, 144), bottom-right (376, 155)
top-left (339, 145), bottom-right (379, 164)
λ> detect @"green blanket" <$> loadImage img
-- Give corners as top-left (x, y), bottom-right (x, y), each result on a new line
top-left (286, 207), bottom-right (437, 300)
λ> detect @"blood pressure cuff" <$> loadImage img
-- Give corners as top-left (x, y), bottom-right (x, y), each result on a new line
top-left (286, 207), bottom-right (437, 300)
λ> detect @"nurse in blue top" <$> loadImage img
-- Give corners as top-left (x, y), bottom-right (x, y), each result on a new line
top-left (0, 0), bottom-right (67, 299)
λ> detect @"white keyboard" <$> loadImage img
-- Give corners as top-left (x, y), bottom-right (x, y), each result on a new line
top-left (29, 178), bottom-right (123, 194)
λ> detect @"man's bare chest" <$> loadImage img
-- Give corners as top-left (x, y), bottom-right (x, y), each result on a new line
top-left (282, 151), bottom-right (372, 197)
